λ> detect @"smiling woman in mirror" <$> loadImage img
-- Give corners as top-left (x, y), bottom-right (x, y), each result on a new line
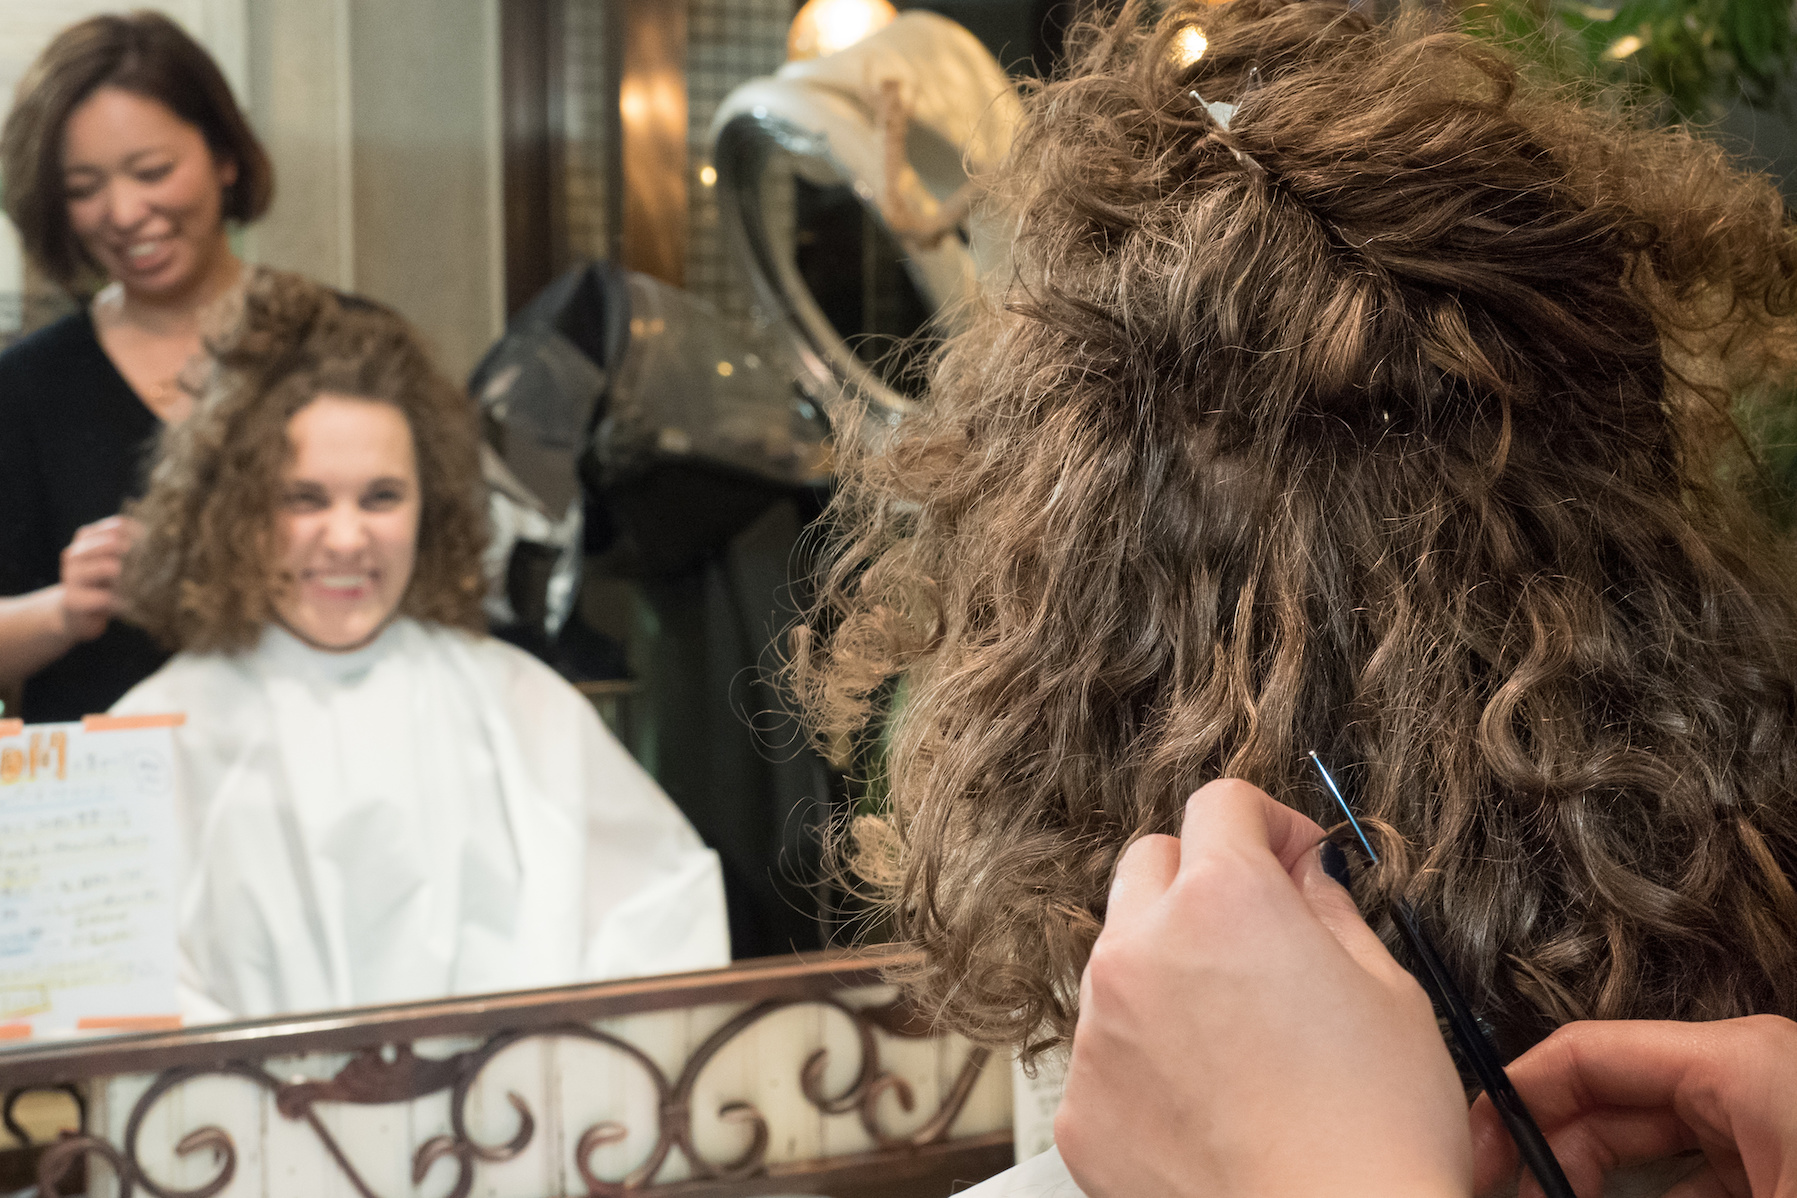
top-left (110, 271), bottom-right (731, 1022)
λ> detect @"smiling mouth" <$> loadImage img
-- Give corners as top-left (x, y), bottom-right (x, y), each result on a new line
top-left (308, 573), bottom-right (376, 595)
top-left (122, 239), bottom-right (170, 263)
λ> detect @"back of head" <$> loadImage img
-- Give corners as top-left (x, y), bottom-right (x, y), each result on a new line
top-left (794, 0), bottom-right (1797, 1057)
top-left (1, 10), bottom-right (273, 291)
top-left (123, 270), bottom-right (486, 653)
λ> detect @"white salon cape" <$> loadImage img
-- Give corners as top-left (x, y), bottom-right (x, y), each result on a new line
top-left (957, 1147), bottom-right (1702, 1198)
top-left (112, 619), bottom-right (730, 1021)
top-left (964, 1135), bottom-right (1701, 1196)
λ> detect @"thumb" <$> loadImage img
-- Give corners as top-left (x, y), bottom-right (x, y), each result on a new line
top-left (1290, 846), bottom-right (1413, 989)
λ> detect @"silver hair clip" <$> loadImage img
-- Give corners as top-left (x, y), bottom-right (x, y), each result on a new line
top-left (1191, 91), bottom-right (1239, 130)
top-left (1190, 66), bottom-right (1266, 179)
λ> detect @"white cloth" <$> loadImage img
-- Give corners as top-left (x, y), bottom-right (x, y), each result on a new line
top-left (957, 1149), bottom-right (1084, 1198)
top-left (961, 1145), bottom-right (1704, 1197)
top-left (112, 619), bottom-right (730, 1021)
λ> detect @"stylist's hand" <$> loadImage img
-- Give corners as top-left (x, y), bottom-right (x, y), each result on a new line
top-left (1472, 1016), bottom-right (1797, 1198)
top-left (1055, 778), bottom-right (1471, 1198)
top-left (58, 516), bottom-right (140, 642)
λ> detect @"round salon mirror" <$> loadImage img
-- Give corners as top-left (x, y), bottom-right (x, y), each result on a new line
top-left (707, 11), bottom-right (1021, 431)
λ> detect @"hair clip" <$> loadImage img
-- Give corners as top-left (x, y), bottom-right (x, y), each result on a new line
top-left (1188, 77), bottom-right (1266, 180)
top-left (1306, 751), bottom-right (1576, 1198)
top-left (1189, 89), bottom-right (1239, 131)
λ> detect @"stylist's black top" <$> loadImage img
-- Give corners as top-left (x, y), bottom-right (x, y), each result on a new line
top-left (0, 311), bottom-right (170, 721)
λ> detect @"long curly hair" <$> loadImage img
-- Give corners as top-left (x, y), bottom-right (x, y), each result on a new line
top-left (124, 270), bottom-right (487, 652)
top-left (791, 0), bottom-right (1797, 1058)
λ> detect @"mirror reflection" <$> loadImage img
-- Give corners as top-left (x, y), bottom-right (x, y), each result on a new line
top-left (115, 273), bottom-right (729, 1019)
top-left (0, 0), bottom-right (1063, 1038)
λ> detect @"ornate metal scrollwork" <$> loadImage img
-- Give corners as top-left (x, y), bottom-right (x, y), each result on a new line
top-left (32, 995), bottom-right (990, 1198)
top-left (3, 1084), bottom-right (86, 1147)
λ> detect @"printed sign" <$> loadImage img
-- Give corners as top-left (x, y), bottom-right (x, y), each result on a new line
top-left (0, 715), bottom-right (183, 1036)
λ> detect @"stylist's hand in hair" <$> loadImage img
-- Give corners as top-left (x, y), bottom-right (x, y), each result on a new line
top-left (58, 515), bottom-right (141, 641)
top-left (1472, 1016), bottom-right (1797, 1198)
top-left (1055, 778), bottom-right (1471, 1198)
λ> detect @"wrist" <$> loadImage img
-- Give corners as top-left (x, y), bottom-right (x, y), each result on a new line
top-left (47, 585), bottom-right (88, 644)
top-left (0, 584), bottom-right (82, 682)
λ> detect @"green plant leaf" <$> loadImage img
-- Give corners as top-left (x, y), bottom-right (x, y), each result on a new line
top-left (1465, 0), bottom-right (1793, 115)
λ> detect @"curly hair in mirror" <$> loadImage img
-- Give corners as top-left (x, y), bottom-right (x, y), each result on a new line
top-left (123, 269), bottom-right (487, 652)
top-left (790, 0), bottom-right (1797, 1059)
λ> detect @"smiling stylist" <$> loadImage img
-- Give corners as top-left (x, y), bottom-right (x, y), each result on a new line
top-left (0, 12), bottom-right (272, 721)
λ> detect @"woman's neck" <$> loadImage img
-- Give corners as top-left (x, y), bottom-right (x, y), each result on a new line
top-left (91, 241), bottom-right (246, 424)
top-left (271, 613), bottom-right (404, 657)
top-left (100, 239), bottom-right (244, 338)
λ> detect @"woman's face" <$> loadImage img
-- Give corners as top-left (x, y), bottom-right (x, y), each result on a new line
top-left (60, 86), bottom-right (236, 298)
top-left (271, 395), bottom-right (422, 652)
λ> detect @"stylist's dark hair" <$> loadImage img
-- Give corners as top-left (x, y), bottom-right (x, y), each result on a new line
top-left (792, 0), bottom-right (1797, 1060)
top-left (1, 9), bottom-right (273, 291)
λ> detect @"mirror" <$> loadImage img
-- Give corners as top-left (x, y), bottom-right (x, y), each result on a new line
top-left (0, 0), bottom-right (1040, 1044)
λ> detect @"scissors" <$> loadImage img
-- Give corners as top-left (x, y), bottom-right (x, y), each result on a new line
top-left (1307, 750), bottom-right (1575, 1198)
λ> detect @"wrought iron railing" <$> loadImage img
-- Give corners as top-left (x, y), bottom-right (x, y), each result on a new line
top-left (0, 951), bottom-right (1011, 1198)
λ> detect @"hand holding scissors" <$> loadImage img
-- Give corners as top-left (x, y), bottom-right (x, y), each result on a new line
top-left (1056, 778), bottom-right (1472, 1198)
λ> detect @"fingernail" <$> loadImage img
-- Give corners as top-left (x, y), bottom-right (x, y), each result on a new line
top-left (1319, 839), bottom-right (1353, 887)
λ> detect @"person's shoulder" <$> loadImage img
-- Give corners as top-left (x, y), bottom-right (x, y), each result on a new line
top-left (0, 309), bottom-right (94, 363)
top-left (111, 649), bottom-right (255, 717)
top-left (419, 626), bottom-right (630, 760)
top-left (416, 623), bottom-right (584, 702)
top-left (0, 310), bottom-right (97, 392)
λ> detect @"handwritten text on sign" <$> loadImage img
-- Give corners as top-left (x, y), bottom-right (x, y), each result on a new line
top-left (0, 718), bottom-right (181, 1035)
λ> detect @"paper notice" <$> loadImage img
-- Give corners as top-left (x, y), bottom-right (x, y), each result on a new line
top-left (0, 720), bottom-right (181, 1035)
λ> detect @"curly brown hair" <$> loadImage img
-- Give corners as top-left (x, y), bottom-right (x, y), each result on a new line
top-left (791, 0), bottom-right (1797, 1059)
top-left (124, 269), bottom-right (487, 652)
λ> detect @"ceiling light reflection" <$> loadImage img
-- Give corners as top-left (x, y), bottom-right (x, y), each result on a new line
top-left (788, 0), bottom-right (898, 61)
